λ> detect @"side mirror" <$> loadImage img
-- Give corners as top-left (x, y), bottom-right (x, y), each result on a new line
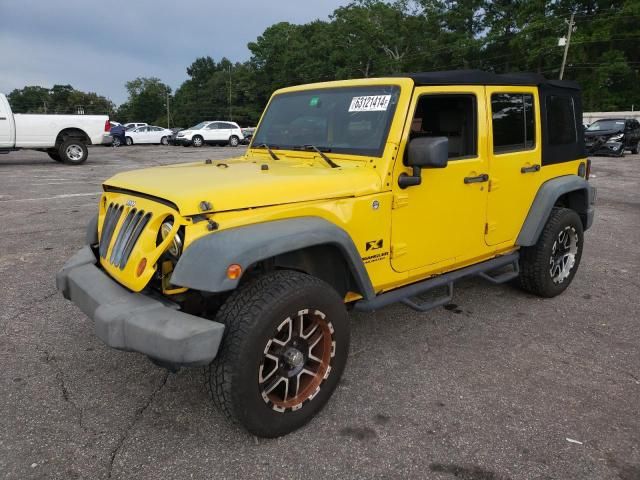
top-left (408, 136), bottom-right (449, 168)
top-left (399, 137), bottom-right (449, 189)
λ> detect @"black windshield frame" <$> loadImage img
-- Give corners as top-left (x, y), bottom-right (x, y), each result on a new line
top-left (251, 86), bottom-right (401, 158)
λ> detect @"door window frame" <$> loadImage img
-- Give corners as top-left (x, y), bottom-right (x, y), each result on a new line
top-left (406, 92), bottom-right (479, 163)
top-left (490, 92), bottom-right (536, 155)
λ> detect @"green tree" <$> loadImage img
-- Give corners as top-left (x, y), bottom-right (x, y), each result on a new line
top-left (118, 77), bottom-right (171, 124)
top-left (7, 84), bottom-right (114, 114)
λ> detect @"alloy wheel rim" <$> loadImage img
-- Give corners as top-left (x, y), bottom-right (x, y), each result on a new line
top-left (259, 309), bottom-right (335, 413)
top-left (194, 137), bottom-right (202, 146)
top-left (549, 226), bottom-right (578, 284)
top-left (66, 144), bottom-right (83, 161)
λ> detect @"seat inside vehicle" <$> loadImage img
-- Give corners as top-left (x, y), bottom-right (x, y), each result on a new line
top-left (411, 95), bottom-right (477, 159)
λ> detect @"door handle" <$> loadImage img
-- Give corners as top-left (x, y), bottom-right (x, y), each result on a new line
top-left (521, 164), bottom-right (540, 174)
top-left (464, 173), bottom-right (489, 184)
top-left (0, 117), bottom-right (6, 120)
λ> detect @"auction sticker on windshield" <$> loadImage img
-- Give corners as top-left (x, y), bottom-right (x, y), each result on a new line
top-left (349, 95), bottom-right (391, 112)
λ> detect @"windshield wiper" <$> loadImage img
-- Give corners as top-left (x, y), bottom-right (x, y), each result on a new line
top-left (255, 143), bottom-right (280, 160)
top-left (293, 145), bottom-right (339, 168)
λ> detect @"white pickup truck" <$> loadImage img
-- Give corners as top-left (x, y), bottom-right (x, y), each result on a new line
top-left (0, 93), bottom-right (112, 165)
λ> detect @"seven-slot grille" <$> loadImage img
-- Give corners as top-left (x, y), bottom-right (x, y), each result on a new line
top-left (99, 203), bottom-right (152, 269)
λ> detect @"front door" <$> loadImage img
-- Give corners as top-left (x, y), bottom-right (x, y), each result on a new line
top-left (0, 97), bottom-right (13, 147)
top-left (391, 86), bottom-right (490, 273)
top-left (203, 122), bottom-right (218, 142)
top-left (484, 87), bottom-right (541, 246)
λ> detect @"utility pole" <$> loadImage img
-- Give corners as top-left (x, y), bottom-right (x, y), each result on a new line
top-left (559, 12), bottom-right (575, 80)
top-left (228, 65), bottom-right (232, 121)
top-left (166, 92), bottom-right (170, 129)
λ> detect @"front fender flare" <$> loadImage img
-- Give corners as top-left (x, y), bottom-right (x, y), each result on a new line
top-left (171, 217), bottom-right (375, 299)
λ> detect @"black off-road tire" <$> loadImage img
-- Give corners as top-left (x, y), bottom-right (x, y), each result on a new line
top-left (47, 150), bottom-right (62, 162)
top-left (58, 139), bottom-right (88, 165)
top-left (206, 270), bottom-right (350, 438)
top-left (518, 207), bottom-right (584, 298)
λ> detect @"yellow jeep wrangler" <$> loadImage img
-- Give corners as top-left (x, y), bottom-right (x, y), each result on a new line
top-left (57, 70), bottom-right (596, 437)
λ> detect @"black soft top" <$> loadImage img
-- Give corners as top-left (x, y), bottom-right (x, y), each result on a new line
top-left (396, 70), bottom-right (580, 90)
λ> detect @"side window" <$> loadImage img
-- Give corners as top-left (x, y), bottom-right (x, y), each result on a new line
top-left (206, 123), bottom-right (218, 130)
top-left (491, 93), bottom-right (535, 153)
top-left (410, 94), bottom-right (477, 160)
top-left (223, 122), bottom-right (237, 129)
top-left (546, 95), bottom-right (577, 145)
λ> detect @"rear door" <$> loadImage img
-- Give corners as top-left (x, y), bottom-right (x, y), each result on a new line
top-left (134, 127), bottom-right (148, 143)
top-left (149, 126), bottom-right (163, 143)
top-left (485, 87), bottom-right (541, 246)
top-left (219, 122), bottom-right (234, 142)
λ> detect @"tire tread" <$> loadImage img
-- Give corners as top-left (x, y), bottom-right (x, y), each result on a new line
top-left (518, 207), bottom-right (583, 297)
top-left (206, 271), bottom-right (331, 425)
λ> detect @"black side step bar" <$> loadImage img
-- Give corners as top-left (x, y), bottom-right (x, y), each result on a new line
top-left (354, 252), bottom-right (520, 313)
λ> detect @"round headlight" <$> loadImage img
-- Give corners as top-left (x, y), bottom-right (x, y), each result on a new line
top-left (160, 221), bottom-right (182, 257)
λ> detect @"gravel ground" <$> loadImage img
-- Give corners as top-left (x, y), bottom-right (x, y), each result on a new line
top-left (0, 145), bottom-right (638, 480)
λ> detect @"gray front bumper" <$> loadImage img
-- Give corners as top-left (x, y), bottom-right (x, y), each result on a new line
top-left (56, 246), bottom-right (224, 366)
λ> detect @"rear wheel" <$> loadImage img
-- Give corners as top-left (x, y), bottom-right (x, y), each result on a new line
top-left (518, 207), bottom-right (584, 298)
top-left (192, 135), bottom-right (204, 147)
top-left (47, 150), bottom-right (62, 162)
top-left (58, 139), bottom-right (88, 165)
top-left (112, 136), bottom-right (122, 147)
top-left (206, 270), bottom-right (349, 437)
top-left (229, 135), bottom-right (240, 147)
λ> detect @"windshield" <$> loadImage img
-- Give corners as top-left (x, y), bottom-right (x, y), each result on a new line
top-left (189, 122), bottom-right (208, 130)
top-left (587, 119), bottom-right (625, 131)
top-left (251, 86), bottom-right (400, 157)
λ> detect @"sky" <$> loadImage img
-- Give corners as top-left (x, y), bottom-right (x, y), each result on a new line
top-left (0, 0), bottom-right (349, 105)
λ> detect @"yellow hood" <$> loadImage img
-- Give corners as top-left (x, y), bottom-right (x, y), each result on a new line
top-left (102, 156), bottom-right (382, 215)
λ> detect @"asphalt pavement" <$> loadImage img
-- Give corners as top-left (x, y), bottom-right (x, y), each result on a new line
top-left (0, 145), bottom-right (638, 479)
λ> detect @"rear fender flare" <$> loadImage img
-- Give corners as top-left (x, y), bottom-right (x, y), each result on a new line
top-left (517, 175), bottom-right (595, 246)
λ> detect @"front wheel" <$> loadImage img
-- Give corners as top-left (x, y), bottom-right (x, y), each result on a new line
top-left (228, 135), bottom-right (240, 147)
top-left (160, 136), bottom-right (168, 145)
top-left (206, 271), bottom-right (350, 438)
top-left (518, 207), bottom-right (584, 298)
top-left (631, 140), bottom-right (639, 155)
top-left (192, 135), bottom-right (204, 147)
top-left (58, 140), bottom-right (88, 165)
top-left (125, 136), bottom-right (133, 146)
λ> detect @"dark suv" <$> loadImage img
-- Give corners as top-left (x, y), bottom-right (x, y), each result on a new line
top-left (584, 118), bottom-right (640, 156)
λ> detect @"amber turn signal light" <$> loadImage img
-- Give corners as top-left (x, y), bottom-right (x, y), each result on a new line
top-left (226, 264), bottom-right (242, 280)
top-left (136, 258), bottom-right (147, 277)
